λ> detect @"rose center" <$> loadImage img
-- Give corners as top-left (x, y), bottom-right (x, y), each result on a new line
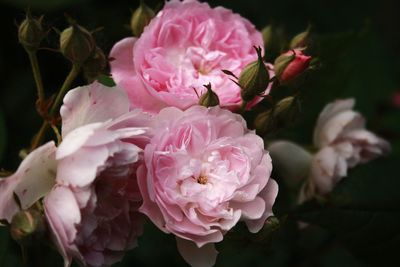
top-left (197, 175), bottom-right (208, 185)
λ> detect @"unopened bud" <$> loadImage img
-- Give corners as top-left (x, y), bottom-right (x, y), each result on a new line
top-left (83, 46), bottom-right (107, 82)
top-left (18, 12), bottom-right (45, 52)
top-left (274, 49), bottom-right (311, 84)
top-left (261, 25), bottom-right (285, 61)
top-left (239, 46), bottom-right (270, 102)
top-left (290, 26), bottom-right (311, 49)
top-left (10, 209), bottom-right (44, 244)
top-left (60, 22), bottom-right (96, 64)
top-left (255, 96), bottom-right (299, 134)
top-left (199, 83), bottom-right (219, 107)
top-left (131, 0), bottom-right (155, 37)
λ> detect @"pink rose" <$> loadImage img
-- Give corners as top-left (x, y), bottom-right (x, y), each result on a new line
top-left (44, 82), bottom-right (152, 267)
top-left (137, 106), bottom-right (278, 267)
top-left (311, 98), bottom-right (390, 193)
top-left (274, 49), bottom-right (311, 83)
top-left (0, 142), bottom-right (57, 223)
top-left (110, 0), bottom-right (266, 113)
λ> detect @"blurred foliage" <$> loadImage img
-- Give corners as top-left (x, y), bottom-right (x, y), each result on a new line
top-left (0, 0), bottom-right (399, 266)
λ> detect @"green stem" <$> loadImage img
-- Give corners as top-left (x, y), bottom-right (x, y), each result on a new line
top-left (30, 122), bottom-right (49, 151)
top-left (49, 63), bottom-right (81, 116)
top-left (27, 51), bottom-right (45, 102)
top-left (30, 64), bottom-right (81, 150)
top-left (240, 100), bottom-right (248, 114)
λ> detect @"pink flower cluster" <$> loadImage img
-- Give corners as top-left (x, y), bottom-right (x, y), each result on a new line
top-left (0, 2), bottom-right (278, 265)
top-left (0, 0), bottom-right (391, 266)
top-left (0, 81), bottom-right (277, 267)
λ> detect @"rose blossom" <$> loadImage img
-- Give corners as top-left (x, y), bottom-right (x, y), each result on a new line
top-left (274, 49), bottom-right (311, 83)
top-left (110, 0), bottom-right (269, 113)
top-left (44, 82), bottom-right (152, 267)
top-left (310, 98), bottom-right (390, 194)
top-left (137, 106), bottom-right (278, 267)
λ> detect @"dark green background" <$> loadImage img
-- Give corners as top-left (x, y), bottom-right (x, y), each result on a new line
top-left (0, 0), bottom-right (399, 266)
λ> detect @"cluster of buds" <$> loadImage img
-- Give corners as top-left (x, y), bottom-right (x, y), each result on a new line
top-left (130, 0), bottom-right (155, 37)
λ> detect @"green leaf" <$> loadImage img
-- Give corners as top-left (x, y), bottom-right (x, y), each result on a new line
top-left (96, 75), bottom-right (116, 87)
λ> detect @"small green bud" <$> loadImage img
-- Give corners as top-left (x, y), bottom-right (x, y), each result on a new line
top-left (131, 0), bottom-right (155, 37)
top-left (239, 46), bottom-right (270, 102)
top-left (60, 23), bottom-right (96, 64)
top-left (255, 96), bottom-right (299, 135)
top-left (199, 83), bottom-right (220, 107)
top-left (254, 109), bottom-right (272, 134)
top-left (83, 46), bottom-right (107, 82)
top-left (18, 12), bottom-right (45, 52)
top-left (290, 26), bottom-right (311, 49)
top-left (10, 209), bottom-right (44, 244)
top-left (261, 25), bottom-right (285, 61)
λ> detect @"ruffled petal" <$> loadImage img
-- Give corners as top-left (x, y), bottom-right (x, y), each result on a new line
top-left (0, 142), bottom-right (57, 222)
top-left (60, 82), bottom-right (130, 137)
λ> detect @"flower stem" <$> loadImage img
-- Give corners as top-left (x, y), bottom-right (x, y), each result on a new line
top-left (27, 51), bottom-right (45, 102)
top-left (30, 64), bottom-right (81, 150)
top-left (30, 121), bottom-right (48, 151)
top-left (49, 63), bottom-right (81, 116)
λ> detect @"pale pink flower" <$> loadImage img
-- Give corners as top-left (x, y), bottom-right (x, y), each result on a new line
top-left (137, 106), bottom-right (278, 267)
top-left (110, 0), bottom-right (269, 113)
top-left (310, 98), bottom-right (390, 193)
top-left (0, 142), bottom-right (57, 223)
top-left (44, 82), bottom-right (152, 267)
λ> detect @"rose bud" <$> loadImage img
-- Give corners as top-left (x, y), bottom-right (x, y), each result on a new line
top-left (239, 46), bottom-right (270, 102)
top-left (289, 26), bottom-right (311, 49)
top-left (10, 209), bottom-right (45, 244)
top-left (130, 0), bottom-right (155, 37)
top-left (60, 22), bottom-right (95, 64)
top-left (261, 25), bottom-right (285, 61)
top-left (274, 49), bottom-right (311, 84)
top-left (83, 46), bottom-right (107, 82)
top-left (198, 83), bottom-right (220, 107)
top-left (255, 96), bottom-right (298, 134)
top-left (18, 12), bottom-right (46, 52)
